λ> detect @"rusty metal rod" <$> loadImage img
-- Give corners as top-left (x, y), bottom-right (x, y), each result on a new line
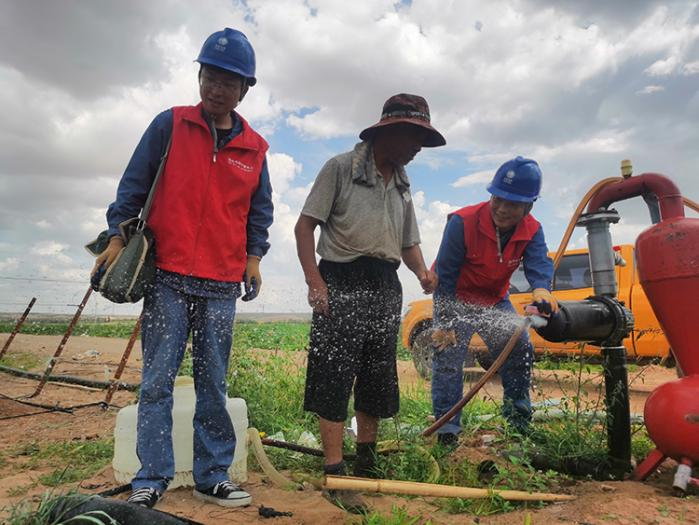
top-left (0, 297), bottom-right (37, 359)
top-left (104, 318), bottom-right (141, 405)
top-left (29, 287), bottom-right (93, 398)
top-left (422, 318), bottom-right (530, 437)
top-left (261, 437), bottom-right (357, 461)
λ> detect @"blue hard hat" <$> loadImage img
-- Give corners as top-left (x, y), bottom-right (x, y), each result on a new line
top-left (487, 156), bottom-right (542, 202)
top-left (197, 28), bottom-right (257, 86)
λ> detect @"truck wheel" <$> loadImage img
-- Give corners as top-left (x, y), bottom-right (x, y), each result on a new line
top-left (475, 351), bottom-right (494, 371)
top-left (411, 329), bottom-right (434, 380)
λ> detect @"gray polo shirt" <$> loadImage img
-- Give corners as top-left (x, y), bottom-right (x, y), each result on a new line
top-left (301, 141), bottom-right (421, 264)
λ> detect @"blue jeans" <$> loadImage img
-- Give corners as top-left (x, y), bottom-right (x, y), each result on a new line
top-left (132, 277), bottom-right (237, 493)
top-left (431, 299), bottom-right (533, 435)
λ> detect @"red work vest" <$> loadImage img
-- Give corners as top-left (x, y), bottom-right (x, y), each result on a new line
top-left (453, 201), bottom-right (540, 306)
top-left (147, 104), bottom-right (268, 282)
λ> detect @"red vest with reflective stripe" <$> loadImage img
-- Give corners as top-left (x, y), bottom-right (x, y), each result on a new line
top-left (453, 201), bottom-right (540, 306)
top-left (147, 104), bottom-right (268, 282)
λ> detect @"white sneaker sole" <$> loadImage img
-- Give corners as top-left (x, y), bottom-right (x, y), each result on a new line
top-left (193, 489), bottom-right (252, 507)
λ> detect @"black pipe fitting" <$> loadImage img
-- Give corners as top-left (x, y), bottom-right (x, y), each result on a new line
top-left (534, 296), bottom-right (633, 347)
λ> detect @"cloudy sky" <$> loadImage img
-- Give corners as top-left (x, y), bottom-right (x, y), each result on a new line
top-left (1, 0), bottom-right (698, 316)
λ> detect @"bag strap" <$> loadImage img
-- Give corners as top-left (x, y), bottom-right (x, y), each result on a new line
top-left (139, 133), bottom-right (173, 226)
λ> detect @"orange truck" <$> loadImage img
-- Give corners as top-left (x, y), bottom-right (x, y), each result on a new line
top-left (402, 244), bottom-right (671, 377)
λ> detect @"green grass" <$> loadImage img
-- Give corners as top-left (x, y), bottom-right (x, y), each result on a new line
top-left (9, 439), bottom-right (114, 488)
top-left (5, 482), bottom-right (37, 498)
top-left (0, 351), bottom-right (43, 370)
top-left (360, 505), bottom-right (433, 525)
top-left (228, 344), bottom-right (563, 516)
top-left (0, 320), bottom-right (414, 361)
top-left (3, 491), bottom-right (118, 525)
top-left (0, 320), bottom-right (137, 338)
top-left (233, 322), bottom-right (309, 351)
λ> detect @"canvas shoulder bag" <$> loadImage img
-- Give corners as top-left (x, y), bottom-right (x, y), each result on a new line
top-left (87, 134), bottom-right (172, 303)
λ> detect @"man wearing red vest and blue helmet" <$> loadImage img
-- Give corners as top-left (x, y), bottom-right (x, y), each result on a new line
top-left (92, 28), bottom-right (272, 508)
top-left (431, 156), bottom-right (557, 445)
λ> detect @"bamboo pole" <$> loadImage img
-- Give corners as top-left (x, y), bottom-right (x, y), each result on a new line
top-left (324, 475), bottom-right (575, 502)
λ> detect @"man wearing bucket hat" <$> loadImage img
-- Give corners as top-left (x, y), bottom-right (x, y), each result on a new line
top-left (92, 28), bottom-right (273, 509)
top-left (430, 157), bottom-right (557, 446)
top-left (294, 94), bottom-right (444, 513)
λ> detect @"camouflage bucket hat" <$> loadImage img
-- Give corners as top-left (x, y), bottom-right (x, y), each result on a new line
top-left (359, 93), bottom-right (446, 147)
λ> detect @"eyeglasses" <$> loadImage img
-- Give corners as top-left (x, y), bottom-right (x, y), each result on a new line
top-left (199, 72), bottom-right (243, 94)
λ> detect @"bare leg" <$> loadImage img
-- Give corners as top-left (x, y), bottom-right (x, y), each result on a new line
top-left (319, 414), bottom-right (370, 514)
top-left (319, 417), bottom-right (345, 465)
top-left (355, 410), bottom-right (378, 443)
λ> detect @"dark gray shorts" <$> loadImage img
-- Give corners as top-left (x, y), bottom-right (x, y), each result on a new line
top-left (303, 257), bottom-right (402, 422)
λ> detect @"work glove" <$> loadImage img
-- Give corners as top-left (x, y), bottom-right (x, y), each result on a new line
top-left (432, 329), bottom-right (457, 351)
top-left (90, 236), bottom-right (125, 290)
top-left (242, 256), bottom-right (262, 302)
top-left (531, 288), bottom-right (559, 315)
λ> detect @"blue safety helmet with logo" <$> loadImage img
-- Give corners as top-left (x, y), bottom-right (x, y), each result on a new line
top-left (196, 28), bottom-right (257, 86)
top-left (487, 156), bottom-right (542, 202)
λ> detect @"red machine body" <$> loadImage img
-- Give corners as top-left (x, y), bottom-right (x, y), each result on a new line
top-left (588, 172), bottom-right (699, 485)
top-left (636, 217), bottom-right (699, 376)
top-left (643, 376), bottom-right (699, 463)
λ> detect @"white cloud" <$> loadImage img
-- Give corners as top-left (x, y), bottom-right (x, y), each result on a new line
top-left (0, 257), bottom-right (19, 272)
top-left (1, 0), bottom-right (699, 313)
top-left (267, 152), bottom-right (303, 197)
top-left (30, 241), bottom-right (72, 264)
top-left (636, 85), bottom-right (665, 95)
top-left (452, 170), bottom-right (494, 188)
top-left (644, 56), bottom-right (681, 76)
top-left (682, 60), bottom-right (699, 75)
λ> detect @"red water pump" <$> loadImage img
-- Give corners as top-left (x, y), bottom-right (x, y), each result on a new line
top-left (587, 173), bottom-right (699, 491)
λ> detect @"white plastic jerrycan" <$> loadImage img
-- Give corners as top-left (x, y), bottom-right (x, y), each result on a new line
top-left (112, 376), bottom-right (249, 488)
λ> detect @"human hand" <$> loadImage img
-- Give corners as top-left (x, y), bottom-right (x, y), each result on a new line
top-left (531, 288), bottom-right (559, 314)
top-left (418, 269), bottom-right (438, 294)
top-left (92, 236), bottom-right (124, 276)
top-left (432, 329), bottom-right (456, 351)
top-left (307, 278), bottom-right (329, 315)
top-left (242, 256), bottom-right (262, 301)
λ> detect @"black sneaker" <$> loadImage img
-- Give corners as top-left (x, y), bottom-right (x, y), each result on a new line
top-left (437, 432), bottom-right (459, 448)
top-left (193, 480), bottom-right (252, 507)
top-left (127, 487), bottom-right (161, 508)
top-left (322, 488), bottom-right (369, 515)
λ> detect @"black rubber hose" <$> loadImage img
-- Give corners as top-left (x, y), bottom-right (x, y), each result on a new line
top-left (49, 495), bottom-right (205, 525)
top-left (0, 364), bottom-right (138, 391)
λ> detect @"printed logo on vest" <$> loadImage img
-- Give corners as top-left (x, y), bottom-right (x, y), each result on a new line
top-left (227, 158), bottom-right (254, 172)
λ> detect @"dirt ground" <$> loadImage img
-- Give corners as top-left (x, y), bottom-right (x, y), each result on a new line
top-left (1, 333), bottom-right (698, 525)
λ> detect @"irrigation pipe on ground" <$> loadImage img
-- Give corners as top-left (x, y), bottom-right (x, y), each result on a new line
top-left (0, 364), bottom-right (138, 391)
top-left (247, 427), bottom-right (297, 490)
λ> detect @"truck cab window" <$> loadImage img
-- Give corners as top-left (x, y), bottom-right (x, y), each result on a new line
top-left (554, 254), bottom-right (593, 290)
top-left (509, 264), bottom-right (532, 294)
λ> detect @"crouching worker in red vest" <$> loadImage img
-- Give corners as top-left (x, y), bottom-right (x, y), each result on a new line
top-left (431, 157), bottom-right (557, 445)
